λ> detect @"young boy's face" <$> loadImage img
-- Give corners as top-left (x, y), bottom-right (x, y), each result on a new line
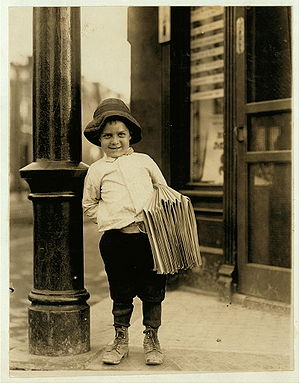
top-left (99, 120), bottom-right (131, 158)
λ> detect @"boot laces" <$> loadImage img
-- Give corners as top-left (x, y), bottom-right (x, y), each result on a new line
top-left (143, 328), bottom-right (160, 352)
top-left (112, 328), bottom-right (127, 352)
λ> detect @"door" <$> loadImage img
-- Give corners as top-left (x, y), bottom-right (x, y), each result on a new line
top-left (235, 7), bottom-right (292, 303)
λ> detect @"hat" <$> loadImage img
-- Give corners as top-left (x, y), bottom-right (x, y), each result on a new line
top-left (84, 98), bottom-right (142, 147)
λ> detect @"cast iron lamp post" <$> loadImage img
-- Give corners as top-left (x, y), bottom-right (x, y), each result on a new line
top-left (20, 7), bottom-right (90, 356)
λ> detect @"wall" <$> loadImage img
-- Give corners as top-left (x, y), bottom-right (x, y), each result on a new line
top-left (128, 7), bottom-right (165, 173)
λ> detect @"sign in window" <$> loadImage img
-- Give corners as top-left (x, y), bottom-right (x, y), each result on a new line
top-left (190, 6), bottom-right (225, 184)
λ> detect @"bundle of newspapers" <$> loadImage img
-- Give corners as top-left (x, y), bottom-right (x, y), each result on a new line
top-left (143, 184), bottom-right (202, 274)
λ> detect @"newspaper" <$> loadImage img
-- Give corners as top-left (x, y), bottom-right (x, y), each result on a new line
top-left (143, 184), bottom-right (202, 274)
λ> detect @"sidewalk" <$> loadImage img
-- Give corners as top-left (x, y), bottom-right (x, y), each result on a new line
top-left (9, 288), bottom-right (295, 379)
top-left (9, 191), bottom-right (33, 224)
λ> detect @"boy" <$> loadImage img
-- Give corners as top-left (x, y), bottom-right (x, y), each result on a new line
top-left (83, 98), bottom-right (167, 366)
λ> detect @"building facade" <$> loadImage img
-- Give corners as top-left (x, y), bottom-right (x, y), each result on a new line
top-left (10, 59), bottom-right (33, 194)
top-left (10, 58), bottom-right (126, 195)
top-left (128, 6), bottom-right (292, 304)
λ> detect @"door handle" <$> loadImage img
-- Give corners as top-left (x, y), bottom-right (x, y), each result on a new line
top-left (234, 126), bottom-right (245, 142)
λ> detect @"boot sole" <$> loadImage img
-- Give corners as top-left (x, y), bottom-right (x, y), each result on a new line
top-left (146, 361), bottom-right (163, 365)
top-left (102, 351), bottom-right (129, 365)
top-left (145, 355), bottom-right (163, 365)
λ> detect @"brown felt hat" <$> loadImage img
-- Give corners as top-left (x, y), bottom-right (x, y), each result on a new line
top-left (84, 98), bottom-right (142, 147)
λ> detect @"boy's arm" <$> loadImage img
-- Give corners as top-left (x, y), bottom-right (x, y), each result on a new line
top-left (82, 167), bottom-right (101, 224)
top-left (148, 157), bottom-right (168, 186)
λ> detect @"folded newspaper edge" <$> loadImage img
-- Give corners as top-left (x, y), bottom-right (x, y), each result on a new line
top-left (143, 184), bottom-right (202, 274)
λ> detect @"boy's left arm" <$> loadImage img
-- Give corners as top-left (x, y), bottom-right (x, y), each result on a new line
top-left (148, 157), bottom-right (168, 186)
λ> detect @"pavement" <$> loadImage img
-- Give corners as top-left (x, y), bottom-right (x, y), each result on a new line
top-left (8, 287), bottom-right (298, 382)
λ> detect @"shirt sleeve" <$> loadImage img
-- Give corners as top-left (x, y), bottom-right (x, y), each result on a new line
top-left (82, 166), bottom-right (101, 224)
top-left (147, 156), bottom-right (168, 186)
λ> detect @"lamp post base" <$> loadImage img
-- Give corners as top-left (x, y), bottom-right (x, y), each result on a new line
top-left (28, 304), bottom-right (90, 356)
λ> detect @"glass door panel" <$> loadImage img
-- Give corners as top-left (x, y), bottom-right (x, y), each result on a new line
top-left (248, 113), bottom-right (291, 151)
top-left (246, 7), bottom-right (291, 102)
top-left (248, 162), bottom-right (291, 268)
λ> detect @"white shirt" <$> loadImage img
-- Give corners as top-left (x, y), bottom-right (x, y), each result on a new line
top-left (82, 149), bottom-right (167, 232)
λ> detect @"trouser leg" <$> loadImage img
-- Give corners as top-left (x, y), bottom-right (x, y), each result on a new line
top-left (112, 301), bottom-right (134, 328)
top-left (142, 301), bottom-right (162, 329)
top-left (99, 230), bottom-right (136, 300)
top-left (100, 230), bottom-right (166, 328)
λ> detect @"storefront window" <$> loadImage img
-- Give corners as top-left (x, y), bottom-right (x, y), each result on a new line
top-left (190, 6), bottom-right (225, 184)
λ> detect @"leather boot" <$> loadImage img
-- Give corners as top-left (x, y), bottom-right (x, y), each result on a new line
top-left (102, 326), bottom-right (129, 365)
top-left (143, 326), bottom-right (163, 365)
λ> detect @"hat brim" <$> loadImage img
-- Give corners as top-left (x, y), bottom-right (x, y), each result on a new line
top-left (84, 111), bottom-right (142, 147)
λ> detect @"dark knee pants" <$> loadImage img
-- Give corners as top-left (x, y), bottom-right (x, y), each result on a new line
top-left (99, 230), bottom-right (166, 328)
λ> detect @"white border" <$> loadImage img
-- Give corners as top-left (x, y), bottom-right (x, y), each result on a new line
top-left (1, 1), bottom-right (299, 383)
top-left (2, 0), bottom-right (298, 6)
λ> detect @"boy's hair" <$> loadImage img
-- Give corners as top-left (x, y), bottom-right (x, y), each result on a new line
top-left (101, 117), bottom-right (134, 138)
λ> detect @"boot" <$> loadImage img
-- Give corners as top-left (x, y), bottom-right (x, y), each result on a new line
top-left (143, 326), bottom-right (163, 365)
top-left (102, 326), bottom-right (129, 365)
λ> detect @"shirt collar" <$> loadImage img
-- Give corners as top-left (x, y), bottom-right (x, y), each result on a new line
top-left (103, 147), bottom-right (134, 162)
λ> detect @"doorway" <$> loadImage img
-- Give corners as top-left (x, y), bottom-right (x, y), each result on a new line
top-left (235, 7), bottom-right (292, 303)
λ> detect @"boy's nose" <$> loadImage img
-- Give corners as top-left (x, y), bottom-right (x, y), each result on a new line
top-left (111, 136), bottom-right (120, 145)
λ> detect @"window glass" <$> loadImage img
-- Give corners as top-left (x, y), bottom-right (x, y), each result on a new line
top-left (248, 162), bottom-right (291, 268)
top-left (248, 112), bottom-right (291, 151)
top-left (246, 7), bottom-right (291, 103)
top-left (190, 6), bottom-right (225, 184)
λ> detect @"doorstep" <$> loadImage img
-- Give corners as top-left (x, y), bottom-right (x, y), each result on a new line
top-left (179, 285), bottom-right (291, 314)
